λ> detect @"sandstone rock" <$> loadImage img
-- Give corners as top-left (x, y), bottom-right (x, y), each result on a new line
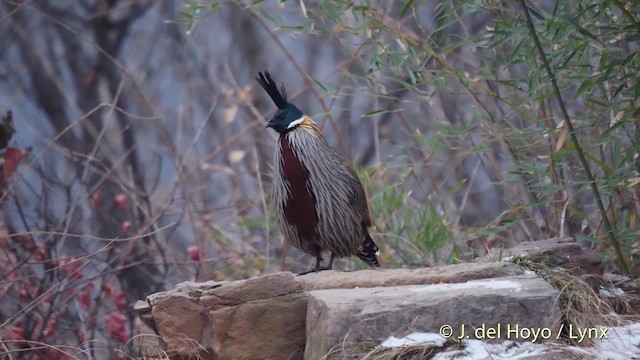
top-left (151, 288), bottom-right (214, 358)
top-left (136, 262), bottom-right (527, 359)
top-left (299, 261), bottom-right (525, 290)
top-left (134, 300), bottom-right (163, 353)
top-left (207, 293), bottom-right (307, 359)
top-left (202, 272), bottom-right (309, 359)
top-left (142, 272), bottom-right (307, 359)
top-left (304, 275), bottom-right (562, 360)
top-left (484, 237), bottom-right (604, 275)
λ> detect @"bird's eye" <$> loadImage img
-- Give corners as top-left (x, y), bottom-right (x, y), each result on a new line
top-left (278, 114), bottom-right (284, 120)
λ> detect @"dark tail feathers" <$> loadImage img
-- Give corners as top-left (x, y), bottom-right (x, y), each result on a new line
top-left (357, 233), bottom-right (380, 268)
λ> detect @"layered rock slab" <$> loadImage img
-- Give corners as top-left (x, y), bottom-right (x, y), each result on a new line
top-left (137, 262), bottom-right (526, 359)
top-left (297, 261), bottom-right (524, 290)
top-left (145, 272), bottom-right (308, 360)
top-left (304, 275), bottom-right (562, 360)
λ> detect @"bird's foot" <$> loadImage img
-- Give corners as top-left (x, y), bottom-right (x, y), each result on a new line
top-left (296, 253), bottom-right (334, 276)
top-left (297, 265), bottom-right (332, 276)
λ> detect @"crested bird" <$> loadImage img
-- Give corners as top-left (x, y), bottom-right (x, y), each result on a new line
top-left (256, 70), bottom-right (380, 274)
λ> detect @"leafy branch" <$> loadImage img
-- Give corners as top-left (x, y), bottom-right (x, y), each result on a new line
top-left (521, 0), bottom-right (630, 275)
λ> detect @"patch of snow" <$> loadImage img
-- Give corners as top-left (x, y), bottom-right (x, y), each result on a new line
top-left (410, 280), bottom-right (522, 293)
top-left (589, 322), bottom-right (640, 360)
top-left (524, 270), bottom-right (537, 276)
top-left (501, 256), bottom-right (513, 262)
top-left (380, 332), bottom-right (446, 348)
top-left (599, 287), bottom-right (625, 298)
top-left (476, 280), bottom-right (523, 291)
top-left (433, 339), bottom-right (548, 360)
top-left (426, 322), bottom-right (640, 360)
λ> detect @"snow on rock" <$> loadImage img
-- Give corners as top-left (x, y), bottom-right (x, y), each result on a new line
top-left (591, 322), bottom-right (640, 360)
top-left (379, 332), bottom-right (446, 348)
top-left (379, 322), bottom-right (640, 360)
top-left (599, 287), bottom-right (625, 298)
top-left (434, 339), bottom-right (548, 360)
top-left (410, 279), bottom-right (522, 293)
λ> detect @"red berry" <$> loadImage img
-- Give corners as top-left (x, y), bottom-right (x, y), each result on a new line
top-left (105, 312), bottom-right (129, 343)
top-left (92, 192), bottom-right (103, 210)
top-left (202, 213), bottom-right (212, 224)
top-left (113, 193), bottom-right (128, 209)
top-left (187, 246), bottom-right (202, 261)
top-left (121, 221), bottom-right (132, 235)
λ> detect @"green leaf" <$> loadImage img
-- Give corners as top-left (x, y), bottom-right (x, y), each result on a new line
top-left (177, 10), bottom-right (194, 20)
top-left (561, 49), bottom-right (578, 68)
top-left (561, 15), bottom-right (604, 45)
top-left (259, 9), bottom-right (277, 24)
top-left (575, 77), bottom-right (593, 98)
top-left (527, 5), bottom-right (545, 20)
top-left (363, 109), bottom-right (387, 117)
top-left (400, 0), bottom-right (415, 17)
top-left (310, 77), bottom-right (328, 92)
top-left (601, 116), bottom-right (628, 138)
top-left (408, 70), bottom-right (416, 85)
top-left (280, 25), bottom-right (304, 31)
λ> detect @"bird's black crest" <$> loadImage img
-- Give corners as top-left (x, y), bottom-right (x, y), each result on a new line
top-left (256, 71), bottom-right (288, 109)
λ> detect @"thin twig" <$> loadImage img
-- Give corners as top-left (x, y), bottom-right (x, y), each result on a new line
top-left (253, 147), bottom-right (270, 271)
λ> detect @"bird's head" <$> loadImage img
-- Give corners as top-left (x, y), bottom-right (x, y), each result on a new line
top-left (256, 71), bottom-right (304, 133)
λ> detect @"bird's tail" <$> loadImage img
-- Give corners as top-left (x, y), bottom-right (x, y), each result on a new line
top-left (357, 233), bottom-right (380, 268)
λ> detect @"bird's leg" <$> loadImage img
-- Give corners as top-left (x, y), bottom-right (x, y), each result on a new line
top-left (313, 254), bottom-right (324, 272)
top-left (297, 254), bottom-right (325, 276)
top-left (313, 253), bottom-right (335, 272)
top-left (326, 253), bottom-right (335, 270)
top-left (297, 253), bottom-right (335, 275)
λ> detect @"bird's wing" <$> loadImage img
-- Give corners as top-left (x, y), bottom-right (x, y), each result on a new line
top-left (347, 165), bottom-right (373, 228)
top-left (296, 126), bottom-right (374, 229)
top-left (320, 140), bottom-right (373, 229)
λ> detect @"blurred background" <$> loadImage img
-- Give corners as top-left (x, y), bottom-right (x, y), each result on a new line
top-left (0, 0), bottom-right (637, 358)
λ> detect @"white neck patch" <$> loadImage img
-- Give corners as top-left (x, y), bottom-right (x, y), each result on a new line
top-left (286, 116), bottom-right (305, 129)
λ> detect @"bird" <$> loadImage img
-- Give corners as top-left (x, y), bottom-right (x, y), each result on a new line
top-left (256, 70), bottom-right (380, 274)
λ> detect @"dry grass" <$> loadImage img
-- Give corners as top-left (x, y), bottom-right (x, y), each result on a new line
top-left (513, 255), bottom-right (639, 345)
top-left (359, 339), bottom-right (463, 360)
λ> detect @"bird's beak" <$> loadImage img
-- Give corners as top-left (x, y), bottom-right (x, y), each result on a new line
top-left (265, 118), bottom-right (273, 128)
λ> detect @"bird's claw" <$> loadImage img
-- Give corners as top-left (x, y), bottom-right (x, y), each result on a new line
top-left (297, 265), bottom-right (332, 276)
